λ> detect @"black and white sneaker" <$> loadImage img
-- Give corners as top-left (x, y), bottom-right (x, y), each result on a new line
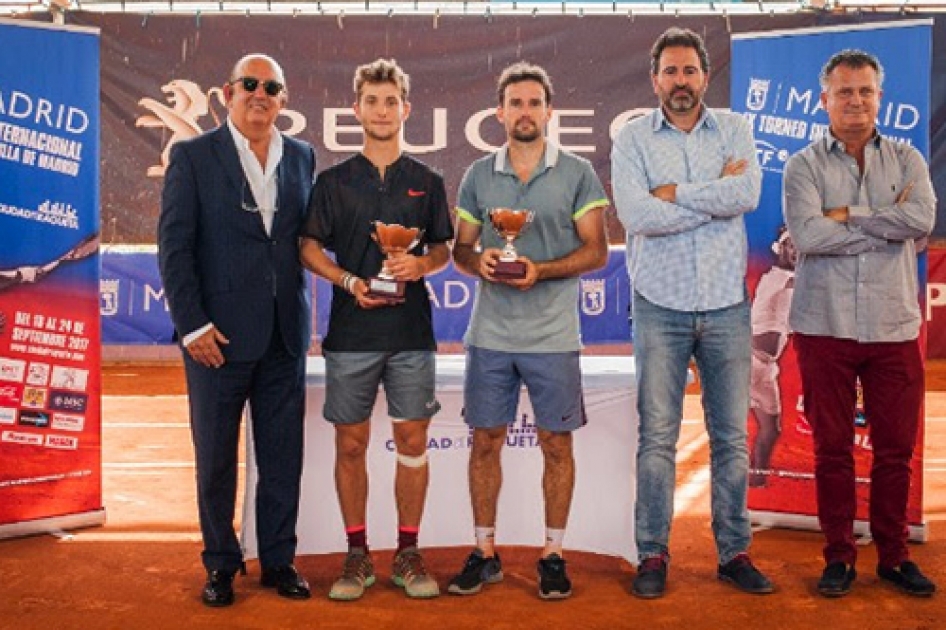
top-left (447, 549), bottom-right (503, 595)
top-left (537, 553), bottom-right (572, 600)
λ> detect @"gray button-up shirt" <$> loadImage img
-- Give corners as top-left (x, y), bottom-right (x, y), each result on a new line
top-left (782, 131), bottom-right (936, 342)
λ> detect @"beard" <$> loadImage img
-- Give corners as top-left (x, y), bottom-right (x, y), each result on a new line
top-left (511, 119), bottom-right (542, 143)
top-left (662, 86), bottom-right (701, 114)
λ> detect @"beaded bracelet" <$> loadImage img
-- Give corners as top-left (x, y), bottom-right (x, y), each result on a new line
top-left (341, 272), bottom-right (358, 295)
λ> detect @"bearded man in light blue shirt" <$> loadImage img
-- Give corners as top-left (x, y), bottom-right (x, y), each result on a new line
top-left (612, 27), bottom-right (772, 599)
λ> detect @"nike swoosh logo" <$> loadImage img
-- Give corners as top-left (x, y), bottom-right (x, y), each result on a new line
top-left (407, 189), bottom-right (426, 197)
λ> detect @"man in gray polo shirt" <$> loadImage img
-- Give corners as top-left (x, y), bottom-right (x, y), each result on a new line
top-left (784, 49), bottom-right (936, 598)
top-left (447, 61), bottom-right (609, 600)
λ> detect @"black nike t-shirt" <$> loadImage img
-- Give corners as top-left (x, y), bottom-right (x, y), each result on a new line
top-left (303, 153), bottom-right (454, 351)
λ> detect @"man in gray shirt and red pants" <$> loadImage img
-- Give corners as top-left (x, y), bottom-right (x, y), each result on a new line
top-left (783, 49), bottom-right (936, 599)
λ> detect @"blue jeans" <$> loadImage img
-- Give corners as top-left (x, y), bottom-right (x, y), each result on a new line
top-left (632, 292), bottom-right (752, 565)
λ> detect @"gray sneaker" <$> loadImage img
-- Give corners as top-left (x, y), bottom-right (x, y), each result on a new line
top-left (392, 546), bottom-right (440, 598)
top-left (329, 548), bottom-right (376, 601)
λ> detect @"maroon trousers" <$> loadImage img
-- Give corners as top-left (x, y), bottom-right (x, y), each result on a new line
top-left (794, 334), bottom-right (924, 569)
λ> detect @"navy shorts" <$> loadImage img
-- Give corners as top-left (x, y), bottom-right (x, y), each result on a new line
top-left (463, 345), bottom-right (586, 432)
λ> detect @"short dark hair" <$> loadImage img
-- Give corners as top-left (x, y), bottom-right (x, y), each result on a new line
top-left (353, 58), bottom-right (410, 101)
top-left (650, 27), bottom-right (710, 75)
top-left (496, 62), bottom-right (554, 105)
top-left (819, 49), bottom-right (885, 90)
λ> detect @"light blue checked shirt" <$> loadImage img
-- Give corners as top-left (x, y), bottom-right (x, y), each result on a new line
top-left (612, 107), bottom-right (761, 312)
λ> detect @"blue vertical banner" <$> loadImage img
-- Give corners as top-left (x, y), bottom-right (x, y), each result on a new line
top-left (0, 18), bottom-right (104, 536)
top-left (732, 21), bottom-right (932, 539)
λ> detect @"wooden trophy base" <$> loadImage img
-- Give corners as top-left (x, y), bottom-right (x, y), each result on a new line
top-left (366, 276), bottom-right (406, 303)
top-left (493, 259), bottom-right (527, 280)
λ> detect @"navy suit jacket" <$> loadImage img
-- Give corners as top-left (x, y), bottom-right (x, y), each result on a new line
top-left (157, 125), bottom-right (316, 362)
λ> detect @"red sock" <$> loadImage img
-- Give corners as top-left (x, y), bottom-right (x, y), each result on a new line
top-left (346, 525), bottom-right (367, 551)
top-left (397, 526), bottom-right (419, 552)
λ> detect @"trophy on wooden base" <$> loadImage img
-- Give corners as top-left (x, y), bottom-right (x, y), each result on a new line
top-left (367, 221), bottom-right (424, 302)
top-left (488, 208), bottom-right (534, 280)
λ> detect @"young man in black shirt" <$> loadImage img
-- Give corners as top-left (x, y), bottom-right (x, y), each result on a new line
top-left (301, 58), bottom-right (453, 601)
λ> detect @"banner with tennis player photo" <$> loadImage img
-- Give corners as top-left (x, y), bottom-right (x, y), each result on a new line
top-left (0, 18), bottom-right (104, 537)
top-left (732, 20), bottom-right (932, 540)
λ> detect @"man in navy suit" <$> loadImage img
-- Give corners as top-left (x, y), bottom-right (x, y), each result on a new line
top-left (158, 54), bottom-right (316, 607)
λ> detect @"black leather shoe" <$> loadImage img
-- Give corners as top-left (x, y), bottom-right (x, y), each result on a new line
top-left (632, 556), bottom-right (668, 599)
top-left (817, 562), bottom-right (856, 597)
top-left (717, 553), bottom-right (775, 594)
top-left (261, 564), bottom-right (311, 600)
top-left (202, 570), bottom-right (236, 607)
top-left (878, 561), bottom-right (936, 597)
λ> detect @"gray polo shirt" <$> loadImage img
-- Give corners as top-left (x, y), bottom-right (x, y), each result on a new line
top-left (456, 142), bottom-right (609, 352)
top-left (782, 131), bottom-right (936, 342)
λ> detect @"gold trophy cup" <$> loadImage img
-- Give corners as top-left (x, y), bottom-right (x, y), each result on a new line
top-left (367, 221), bottom-right (424, 302)
top-left (488, 208), bottom-right (535, 280)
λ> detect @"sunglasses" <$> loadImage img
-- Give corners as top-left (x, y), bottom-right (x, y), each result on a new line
top-left (230, 76), bottom-right (284, 97)
top-left (240, 177), bottom-right (279, 215)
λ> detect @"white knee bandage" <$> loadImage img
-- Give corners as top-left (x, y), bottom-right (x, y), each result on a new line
top-left (396, 451), bottom-right (429, 468)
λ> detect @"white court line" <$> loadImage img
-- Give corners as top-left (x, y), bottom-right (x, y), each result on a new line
top-left (673, 429), bottom-right (711, 515)
top-left (103, 462), bottom-right (244, 470)
top-left (676, 427), bottom-right (709, 462)
top-left (926, 467), bottom-right (946, 473)
top-left (63, 532), bottom-right (203, 543)
top-left (674, 466), bottom-right (713, 515)
top-left (102, 395), bottom-right (186, 401)
top-left (105, 471), bottom-right (190, 476)
top-left (103, 462), bottom-right (196, 469)
top-left (102, 422), bottom-right (190, 428)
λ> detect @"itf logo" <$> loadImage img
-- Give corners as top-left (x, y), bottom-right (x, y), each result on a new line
top-left (755, 140), bottom-right (789, 175)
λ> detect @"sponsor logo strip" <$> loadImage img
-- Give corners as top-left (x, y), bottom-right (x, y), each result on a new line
top-left (18, 410), bottom-right (50, 428)
top-left (51, 412), bottom-right (85, 432)
top-left (45, 434), bottom-right (78, 450)
top-left (1, 430), bottom-right (43, 446)
top-left (0, 406), bottom-right (16, 425)
top-left (48, 390), bottom-right (88, 413)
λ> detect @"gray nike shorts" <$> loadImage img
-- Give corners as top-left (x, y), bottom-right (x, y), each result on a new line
top-left (323, 350), bottom-right (441, 424)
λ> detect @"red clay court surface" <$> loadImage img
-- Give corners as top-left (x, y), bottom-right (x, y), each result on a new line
top-left (0, 360), bottom-right (944, 629)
